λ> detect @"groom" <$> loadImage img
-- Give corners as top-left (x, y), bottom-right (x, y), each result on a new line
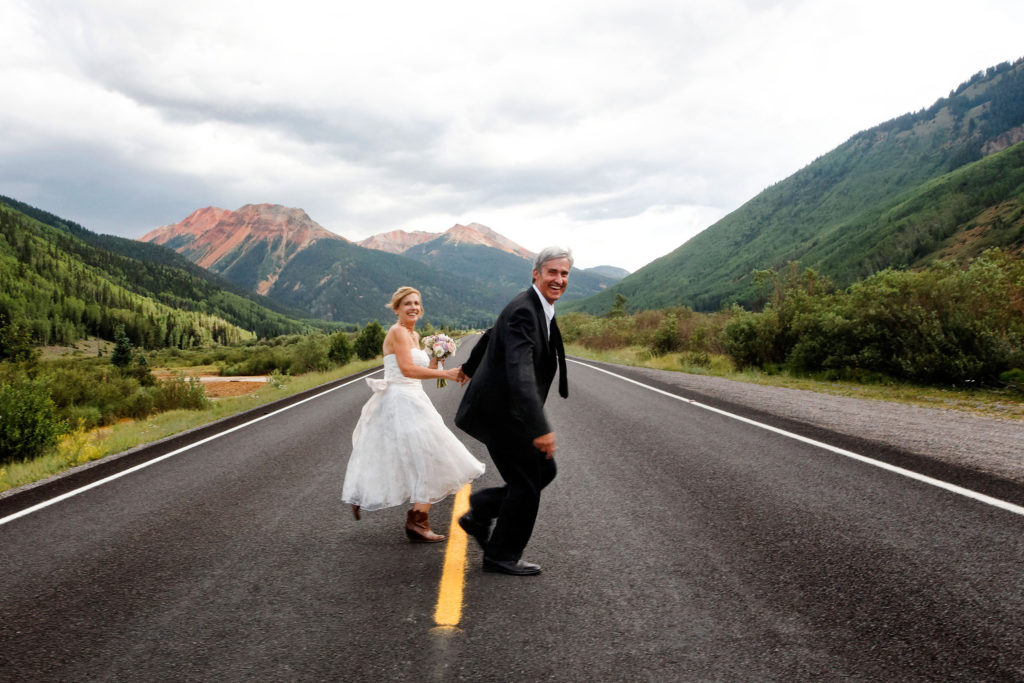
top-left (455, 246), bottom-right (572, 576)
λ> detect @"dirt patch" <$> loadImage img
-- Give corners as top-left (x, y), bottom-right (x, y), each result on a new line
top-left (200, 380), bottom-right (267, 398)
top-left (151, 369), bottom-right (269, 398)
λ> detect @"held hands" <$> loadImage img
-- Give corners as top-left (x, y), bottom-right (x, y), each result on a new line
top-left (533, 432), bottom-right (556, 459)
top-left (441, 365), bottom-right (469, 385)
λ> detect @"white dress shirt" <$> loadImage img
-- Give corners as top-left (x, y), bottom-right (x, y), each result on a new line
top-left (531, 284), bottom-right (555, 337)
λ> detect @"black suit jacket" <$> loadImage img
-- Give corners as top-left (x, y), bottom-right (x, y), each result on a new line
top-left (456, 288), bottom-right (565, 444)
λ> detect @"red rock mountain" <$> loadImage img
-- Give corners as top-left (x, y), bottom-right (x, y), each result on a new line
top-left (357, 229), bottom-right (436, 254)
top-left (140, 204), bottom-right (346, 295)
top-left (139, 207), bottom-right (555, 321)
top-left (358, 222), bottom-right (535, 260)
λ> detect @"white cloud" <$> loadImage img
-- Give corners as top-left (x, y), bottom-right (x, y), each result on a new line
top-left (1, 0), bottom-right (1022, 272)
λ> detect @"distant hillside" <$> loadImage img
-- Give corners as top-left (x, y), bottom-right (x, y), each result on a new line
top-left (566, 57), bottom-right (1024, 314)
top-left (2, 196), bottom-right (311, 322)
top-left (263, 237), bottom-right (507, 327)
top-left (0, 198), bottom-right (312, 348)
top-left (585, 265), bottom-right (630, 280)
top-left (147, 208), bottom-right (617, 325)
top-left (399, 229), bottom-right (617, 303)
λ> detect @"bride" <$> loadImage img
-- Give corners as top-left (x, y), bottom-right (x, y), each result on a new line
top-left (342, 286), bottom-right (485, 542)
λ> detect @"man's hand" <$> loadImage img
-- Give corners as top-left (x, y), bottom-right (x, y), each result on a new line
top-left (533, 432), bottom-right (556, 459)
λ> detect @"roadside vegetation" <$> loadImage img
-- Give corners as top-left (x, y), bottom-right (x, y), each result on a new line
top-left (561, 248), bottom-right (1024, 420)
top-left (2, 247), bottom-right (1021, 494)
top-left (0, 319), bottom-right (454, 493)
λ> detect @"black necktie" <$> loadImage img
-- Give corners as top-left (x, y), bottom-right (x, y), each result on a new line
top-left (550, 317), bottom-right (568, 398)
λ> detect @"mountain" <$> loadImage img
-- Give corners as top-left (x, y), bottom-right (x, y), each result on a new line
top-left (140, 204), bottom-right (346, 295)
top-left (146, 208), bottom-right (617, 325)
top-left (565, 57), bottom-right (1024, 315)
top-left (358, 222), bottom-right (536, 260)
top-left (399, 228), bottom-right (616, 302)
top-left (0, 197), bottom-right (313, 348)
top-left (357, 229), bottom-right (436, 254)
top-left (257, 237), bottom-right (508, 326)
top-left (585, 265), bottom-right (630, 280)
top-left (3, 196), bottom-right (311, 323)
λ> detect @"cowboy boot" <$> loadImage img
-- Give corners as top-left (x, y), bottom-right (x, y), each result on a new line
top-left (405, 509), bottom-right (445, 543)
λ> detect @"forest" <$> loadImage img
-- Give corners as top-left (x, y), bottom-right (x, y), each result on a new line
top-left (0, 203), bottom-right (316, 349)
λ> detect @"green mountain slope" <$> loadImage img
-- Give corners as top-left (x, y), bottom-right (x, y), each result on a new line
top-left (566, 57), bottom-right (1024, 314)
top-left (266, 239), bottom-right (509, 327)
top-left (400, 235), bottom-right (617, 303)
top-left (2, 196), bottom-right (312, 322)
top-left (0, 199), bottom-right (312, 348)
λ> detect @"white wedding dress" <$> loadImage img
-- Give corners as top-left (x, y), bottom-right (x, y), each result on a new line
top-left (342, 349), bottom-right (485, 511)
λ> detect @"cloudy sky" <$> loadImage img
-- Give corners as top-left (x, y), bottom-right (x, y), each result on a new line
top-left (2, 0), bottom-right (1022, 272)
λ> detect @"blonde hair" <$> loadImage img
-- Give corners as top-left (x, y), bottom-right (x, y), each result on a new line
top-left (388, 286), bottom-right (423, 314)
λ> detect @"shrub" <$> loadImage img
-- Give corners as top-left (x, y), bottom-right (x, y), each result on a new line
top-left (355, 321), bottom-right (386, 360)
top-left (289, 336), bottom-right (330, 374)
top-left (152, 375), bottom-right (209, 412)
top-left (722, 309), bottom-right (784, 369)
top-left (63, 405), bottom-right (104, 430)
top-left (218, 347), bottom-right (286, 376)
top-left (55, 419), bottom-right (104, 468)
top-left (1000, 368), bottom-right (1024, 393)
top-left (0, 314), bottom-right (39, 363)
top-left (123, 388), bottom-right (156, 419)
top-left (329, 331), bottom-right (354, 365)
top-left (679, 351), bottom-right (711, 369)
top-left (720, 251), bottom-right (1024, 385)
top-left (650, 314), bottom-right (682, 356)
top-left (0, 380), bottom-right (66, 465)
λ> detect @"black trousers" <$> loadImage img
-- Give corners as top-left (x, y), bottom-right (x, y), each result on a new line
top-left (469, 433), bottom-right (557, 562)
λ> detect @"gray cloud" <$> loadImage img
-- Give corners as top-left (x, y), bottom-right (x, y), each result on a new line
top-left (2, 0), bottom-right (1022, 271)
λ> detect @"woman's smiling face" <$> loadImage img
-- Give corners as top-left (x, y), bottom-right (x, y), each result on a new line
top-left (396, 293), bottom-right (422, 323)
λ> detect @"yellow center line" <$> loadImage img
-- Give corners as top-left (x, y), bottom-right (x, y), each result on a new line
top-left (434, 483), bottom-right (472, 628)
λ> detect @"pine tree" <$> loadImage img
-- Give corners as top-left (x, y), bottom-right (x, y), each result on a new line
top-left (110, 325), bottom-right (134, 368)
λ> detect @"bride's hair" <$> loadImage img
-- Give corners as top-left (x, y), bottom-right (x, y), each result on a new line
top-left (388, 286), bottom-right (423, 314)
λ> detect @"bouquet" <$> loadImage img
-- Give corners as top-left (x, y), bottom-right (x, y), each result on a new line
top-left (422, 333), bottom-right (457, 387)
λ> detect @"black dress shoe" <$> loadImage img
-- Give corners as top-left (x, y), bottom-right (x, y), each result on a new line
top-left (483, 557), bottom-right (541, 576)
top-left (458, 511), bottom-right (491, 550)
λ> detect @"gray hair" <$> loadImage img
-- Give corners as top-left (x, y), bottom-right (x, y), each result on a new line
top-left (533, 246), bottom-right (574, 272)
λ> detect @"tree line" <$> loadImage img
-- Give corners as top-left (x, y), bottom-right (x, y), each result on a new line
top-left (0, 205), bottom-right (313, 350)
top-left (0, 315), bottom-right (435, 468)
top-left (561, 248), bottom-right (1024, 387)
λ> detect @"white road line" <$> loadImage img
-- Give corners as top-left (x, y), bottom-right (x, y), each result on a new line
top-left (572, 359), bottom-right (1024, 518)
top-left (0, 371), bottom-right (381, 527)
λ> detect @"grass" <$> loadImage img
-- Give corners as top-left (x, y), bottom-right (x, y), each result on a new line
top-left (566, 344), bottom-right (1024, 422)
top-left (0, 358), bottom-right (381, 494)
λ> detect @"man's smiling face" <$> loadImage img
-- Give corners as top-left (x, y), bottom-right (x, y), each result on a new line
top-left (533, 257), bottom-right (572, 304)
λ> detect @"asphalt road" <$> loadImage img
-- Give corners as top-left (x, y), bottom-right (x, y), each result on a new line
top-left (2, 340), bottom-right (1023, 681)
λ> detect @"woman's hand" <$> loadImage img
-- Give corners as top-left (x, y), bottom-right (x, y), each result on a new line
top-left (442, 365), bottom-right (467, 385)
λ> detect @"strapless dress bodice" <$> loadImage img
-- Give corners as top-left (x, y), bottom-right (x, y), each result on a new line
top-left (382, 349), bottom-right (429, 384)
